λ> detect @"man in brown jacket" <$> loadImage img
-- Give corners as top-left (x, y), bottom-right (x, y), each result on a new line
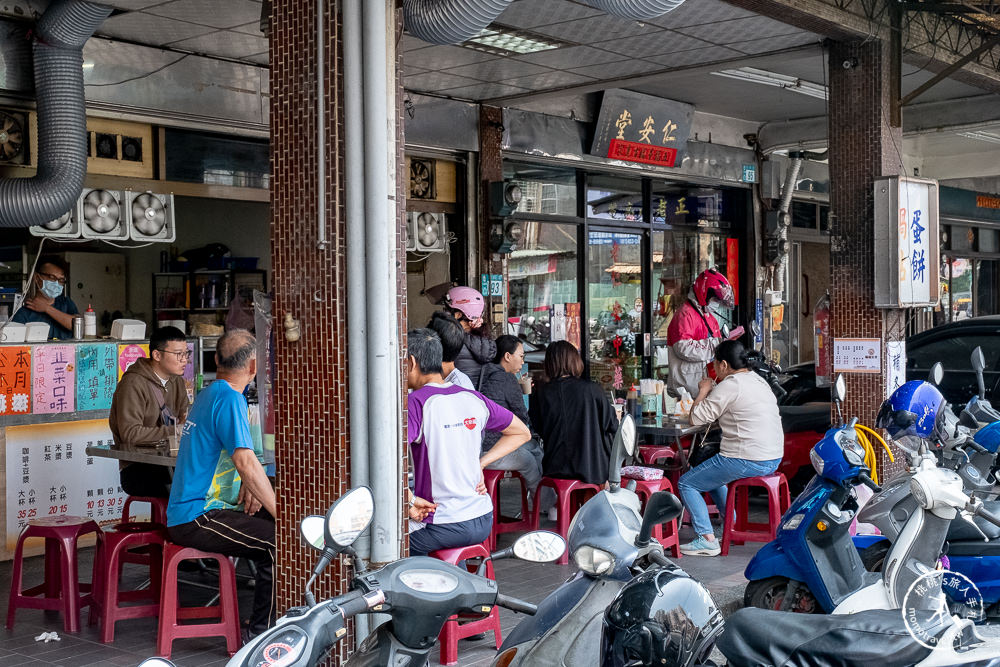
top-left (109, 326), bottom-right (190, 498)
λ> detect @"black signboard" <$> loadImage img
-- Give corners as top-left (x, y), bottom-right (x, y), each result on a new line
top-left (590, 89), bottom-right (694, 168)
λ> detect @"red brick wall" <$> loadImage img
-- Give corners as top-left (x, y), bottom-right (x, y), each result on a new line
top-left (479, 105), bottom-right (505, 334)
top-left (827, 40), bottom-right (906, 476)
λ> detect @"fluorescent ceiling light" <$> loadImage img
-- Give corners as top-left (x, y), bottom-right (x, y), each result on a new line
top-left (711, 67), bottom-right (827, 100)
top-left (957, 130), bottom-right (1000, 145)
top-left (463, 25), bottom-right (563, 56)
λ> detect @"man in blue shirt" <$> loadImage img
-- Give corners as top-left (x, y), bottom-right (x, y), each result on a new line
top-left (166, 329), bottom-right (276, 638)
top-left (12, 257), bottom-right (78, 339)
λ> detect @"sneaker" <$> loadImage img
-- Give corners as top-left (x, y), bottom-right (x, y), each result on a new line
top-left (679, 536), bottom-right (721, 557)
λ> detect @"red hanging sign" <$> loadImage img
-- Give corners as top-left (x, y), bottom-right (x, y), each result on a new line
top-left (726, 238), bottom-right (739, 306)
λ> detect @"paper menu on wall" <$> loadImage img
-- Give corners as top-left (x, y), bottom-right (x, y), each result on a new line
top-left (833, 338), bottom-right (882, 374)
top-left (0, 345), bottom-right (31, 415)
top-left (32, 345), bottom-right (75, 414)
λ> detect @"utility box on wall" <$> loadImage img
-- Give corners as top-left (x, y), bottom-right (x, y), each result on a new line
top-left (874, 176), bottom-right (940, 308)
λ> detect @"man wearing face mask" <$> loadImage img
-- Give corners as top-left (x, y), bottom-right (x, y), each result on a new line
top-left (12, 257), bottom-right (78, 340)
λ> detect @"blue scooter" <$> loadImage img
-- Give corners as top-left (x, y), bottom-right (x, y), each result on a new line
top-left (743, 375), bottom-right (883, 613)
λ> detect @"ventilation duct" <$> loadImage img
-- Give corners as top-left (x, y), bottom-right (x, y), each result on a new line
top-left (578, 0), bottom-right (686, 20)
top-left (0, 0), bottom-right (113, 228)
top-left (403, 0), bottom-right (514, 45)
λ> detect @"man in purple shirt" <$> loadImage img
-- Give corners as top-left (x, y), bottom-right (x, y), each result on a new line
top-left (406, 328), bottom-right (530, 556)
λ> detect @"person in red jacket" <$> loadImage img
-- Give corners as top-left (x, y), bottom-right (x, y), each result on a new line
top-left (666, 269), bottom-right (735, 398)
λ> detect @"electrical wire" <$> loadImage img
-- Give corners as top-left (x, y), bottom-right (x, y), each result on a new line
top-left (85, 54), bottom-right (190, 87)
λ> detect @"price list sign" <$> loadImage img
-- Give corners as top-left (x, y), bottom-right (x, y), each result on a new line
top-left (833, 338), bottom-right (882, 374)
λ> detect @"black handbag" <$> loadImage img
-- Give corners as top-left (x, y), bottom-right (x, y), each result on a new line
top-left (687, 428), bottom-right (721, 468)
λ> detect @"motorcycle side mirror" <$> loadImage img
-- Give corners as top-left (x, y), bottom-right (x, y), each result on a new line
top-left (299, 515), bottom-right (326, 552)
top-left (833, 374), bottom-right (846, 403)
top-left (929, 362), bottom-right (944, 386)
top-left (972, 347), bottom-right (987, 374)
top-left (721, 324), bottom-right (731, 339)
top-left (750, 320), bottom-right (761, 338)
top-left (137, 660), bottom-right (177, 667)
top-left (607, 414), bottom-right (637, 492)
top-left (635, 491), bottom-right (684, 548)
top-left (325, 486), bottom-right (374, 549)
top-left (512, 531), bottom-right (566, 563)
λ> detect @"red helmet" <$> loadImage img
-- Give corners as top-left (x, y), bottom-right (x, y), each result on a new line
top-left (692, 269), bottom-right (734, 308)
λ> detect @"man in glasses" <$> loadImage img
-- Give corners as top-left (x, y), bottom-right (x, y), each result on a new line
top-left (12, 256), bottom-right (78, 339)
top-left (109, 325), bottom-right (191, 498)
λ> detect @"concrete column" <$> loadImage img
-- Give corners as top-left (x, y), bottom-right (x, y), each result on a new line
top-left (828, 40), bottom-right (906, 472)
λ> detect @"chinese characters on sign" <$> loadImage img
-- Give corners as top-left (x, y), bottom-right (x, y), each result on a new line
top-left (76, 343), bottom-right (118, 411)
top-left (117, 343), bottom-right (149, 380)
top-left (32, 345), bottom-right (75, 414)
top-left (591, 89), bottom-right (694, 169)
top-left (0, 345), bottom-right (31, 415)
top-left (833, 338), bottom-right (882, 374)
top-left (887, 341), bottom-right (907, 399)
top-left (878, 176), bottom-right (938, 307)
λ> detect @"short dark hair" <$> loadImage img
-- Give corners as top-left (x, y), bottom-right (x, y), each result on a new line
top-left (493, 335), bottom-right (521, 364)
top-left (715, 339), bottom-right (749, 369)
top-left (37, 256), bottom-right (69, 276)
top-left (407, 328), bottom-right (443, 375)
top-left (216, 329), bottom-right (256, 371)
top-left (543, 340), bottom-right (584, 380)
top-left (427, 311), bottom-right (465, 363)
top-left (150, 326), bottom-right (186, 352)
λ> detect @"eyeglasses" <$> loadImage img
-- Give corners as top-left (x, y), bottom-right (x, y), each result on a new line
top-left (158, 349), bottom-right (192, 360)
top-left (38, 271), bottom-right (67, 285)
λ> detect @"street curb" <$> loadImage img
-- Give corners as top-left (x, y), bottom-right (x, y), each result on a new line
top-left (714, 582), bottom-right (747, 618)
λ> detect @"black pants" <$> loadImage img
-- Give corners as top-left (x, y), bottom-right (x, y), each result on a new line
top-left (168, 509), bottom-right (276, 634)
top-left (120, 463), bottom-right (172, 498)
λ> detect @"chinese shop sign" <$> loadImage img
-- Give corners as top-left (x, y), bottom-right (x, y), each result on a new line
top-left (0, 346), bottom-right (31, 415)
top-left (76, 343), bottom-right (118, 411)
top-left (32, 345), bottom-right (75, 414)
top-left (874, 177), bottom-right (940, 308)
top-left (591, 90), bottom-right (694, 168)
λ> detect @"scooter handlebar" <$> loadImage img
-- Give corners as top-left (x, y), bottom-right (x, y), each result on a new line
top-left (495, 593), bottom-right (537, 615)
top-left (965, 439), bottom-right (989, 454)
top-left (975, 505), bottom-right (1000, 530)
top-left (857, 472), bottom-right (881, 493)
top-left (334, 589), bottom-right (385, 619)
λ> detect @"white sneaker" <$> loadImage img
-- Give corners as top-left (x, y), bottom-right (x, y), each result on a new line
top-left (547, 506), bottom-right (558, 522)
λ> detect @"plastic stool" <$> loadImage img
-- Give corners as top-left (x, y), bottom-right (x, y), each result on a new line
top-left (630, 478), bottom-right (682, 559)
top-left (639, 445), bottom-right (676, 466)
top-left (96, 522), bottom-right (166, 643)
top-left (484, 470), bottom-right (532, 551)
top-left (531, 477), bottom-right (602, 564)
top-left (121, 495), bottom-right (168, 526)
top-left (157, 543), bottom-right (241, 658)
top-left (430, 542), bottom-right (501, 666)
top-left (6, 515), bottom-right (101, 633)
top-left (721, 473), bottom-right (791, 556)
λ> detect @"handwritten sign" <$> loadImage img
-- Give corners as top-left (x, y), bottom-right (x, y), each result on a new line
top-left (32, 345), bottom-right (76, 414)
top-left (833, 338), bottom-right (882, 374)
top-left (76, 343), bottom-right (118, 411)
top-left (887, 341), bottom-right (907, 398)
top-left (117, 343), bottom-right (149, 380)
top-left (0, 346), bottom-right (31, 415)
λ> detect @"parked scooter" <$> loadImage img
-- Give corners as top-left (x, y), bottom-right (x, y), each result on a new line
top-left (493, 414), bottom-right (697, 666)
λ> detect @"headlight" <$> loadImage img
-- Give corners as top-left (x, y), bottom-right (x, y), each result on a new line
top-left (910, 477), bottom-right (929, 508)
top-left (810, 448), bottom-right (825, 475)
top-left (573, 545), bottom-right (615, 575)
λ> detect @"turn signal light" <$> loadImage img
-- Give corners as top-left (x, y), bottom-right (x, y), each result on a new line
top-left (496, 647), bottom-right (518, 667)
top-left (816, 521), bottom-right (828, 531)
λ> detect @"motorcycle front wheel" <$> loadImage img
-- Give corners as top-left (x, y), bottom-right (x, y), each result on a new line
top-left (744, 576), bottom-right (820, 613)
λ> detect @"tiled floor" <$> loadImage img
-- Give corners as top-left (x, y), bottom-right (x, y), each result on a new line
top-left (0, 501), bottom-right (759, 666)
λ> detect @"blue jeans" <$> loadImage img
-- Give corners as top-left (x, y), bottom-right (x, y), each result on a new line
top-left (408, 512), bottom-right (493, 557)
top-left (678, 455), bottom-right (781, 537)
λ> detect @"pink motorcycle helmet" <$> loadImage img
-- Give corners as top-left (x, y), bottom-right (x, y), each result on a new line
top-left (445, 286), bottom-right (486, 322)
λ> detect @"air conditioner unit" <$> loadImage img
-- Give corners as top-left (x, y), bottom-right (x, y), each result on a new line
top-left (127, 191), bottom-right (175, 242)
top-left (409, 211), bottom-right (446, 253)
top-left (79, 188), bottom-right (128, 240)
top-left (29, 209), bottom-right (79, 239)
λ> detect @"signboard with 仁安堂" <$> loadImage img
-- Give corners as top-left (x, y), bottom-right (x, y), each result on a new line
top-left (76, 343), bottom-right (118, 411)
top-left (590, 89), bottom-right (694, 168)
top-left (32, 344), bottom-right (75, 414)
top-left (0, 345), bottom-right (31, 415)
top-left (833, 338), bottom-right (882, 374)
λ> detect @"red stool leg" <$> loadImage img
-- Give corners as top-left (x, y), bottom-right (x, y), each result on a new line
top-left (721, 482), bottom-right (738, 556)
top-left (216, 556), bottom-right (242, 656)
top-left (58, 534), bottom-right (81, 633)
top-left (5, 530), bottom-right (32, 630)
top-left (157, 547), bottom-right (181, 658)
top-left (556, 490), bottom-right (574, 565)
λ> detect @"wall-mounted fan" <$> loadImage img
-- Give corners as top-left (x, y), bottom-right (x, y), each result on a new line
top-left (79, 188), bottom-right (128, 240)
top-left (0, 109), bottom-right (28, 165)
top-left (409, 211), bottom-right (446, 252)
top-left (29, 209), bottom-right (79, 239)
top-left (127, 191), bottom-right (175, 242)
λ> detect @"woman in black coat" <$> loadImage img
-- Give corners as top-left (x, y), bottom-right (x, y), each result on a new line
top-left (530, 341), bottom-right (618, 486)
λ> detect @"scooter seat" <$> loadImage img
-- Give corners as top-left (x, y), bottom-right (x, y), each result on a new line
top-left (779, 402), bottom-right (831, 434)
top-left (717, 607), bottom-right (948, 667)
top-left (946, 500), bottom-right (1000, 542)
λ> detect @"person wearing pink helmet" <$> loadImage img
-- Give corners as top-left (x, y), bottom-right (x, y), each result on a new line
top-left (666, 268), bottom-right (738, 398)
top-left (445, 286), bottom-right (496, 389)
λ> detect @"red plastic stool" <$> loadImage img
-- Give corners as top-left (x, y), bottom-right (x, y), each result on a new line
top-left (96, 522), bottom-right (166, 643)
top-left (681, 492), bottom-right (722, 527)
top-left (630, 478), bottom-right (682, 559)
top-left (430, 543), bottom-right (501, 666)
top-left (6, 515), bottom-right (101, 633)
top-left (531, 477), bottom-right (602, 564)
top-left (121, 495), bottom-right (168, 525)
top-left (157, 543), bottom-right (241, 658)
top-left (484, 470), bottom-right (532, 551)
top-left (721, 473), bottom-right (791, 556)
top-left (639, 445), bottom-right (676, 466)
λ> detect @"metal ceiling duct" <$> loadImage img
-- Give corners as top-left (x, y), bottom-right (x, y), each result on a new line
top-left (579, 0), bottom-right (687, 20)
top-left (403, 0), bottom-right (514, 45)
top-left (0, 0), bottom-right (112, 228)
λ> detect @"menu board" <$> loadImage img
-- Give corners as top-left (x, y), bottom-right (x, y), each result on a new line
top-left (32, 344), bottom-right (76, 414)
top-left (833, 338), bottom-right (882, 374)
top-left (76, 343), bottom-right (118, 411)
top-left (5, 420), bottom-right (128, 552)
top-left (117, 343), bottom-right (149, 380)
top-left (0, 346), bottom-right (31, 415)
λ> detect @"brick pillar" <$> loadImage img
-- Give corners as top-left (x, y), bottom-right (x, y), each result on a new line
top-left (479, 105), bottom-right (506, 334)
top-left (828, 40), bottom-right (905, 473)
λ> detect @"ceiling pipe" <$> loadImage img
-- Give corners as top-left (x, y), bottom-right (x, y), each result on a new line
top-left (403, 0), bottom-right (513, 45)
top-left (578, 0), bottom-right (687, 20)
top-left (0, 0), bottom-right (112, 228)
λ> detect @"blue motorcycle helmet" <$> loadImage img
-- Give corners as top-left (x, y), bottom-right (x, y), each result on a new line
top-left (875, 380), bottom-right (947, 449)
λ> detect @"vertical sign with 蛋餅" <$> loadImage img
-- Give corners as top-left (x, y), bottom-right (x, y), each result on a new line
top-left (874, 177), bottom-right (940, 307)
top-left (0, 345), bottom-right (31, 415)
top-left (76, 343), bottom-right (118, 411)
top-left (32, 344), bottom-right (75, 414)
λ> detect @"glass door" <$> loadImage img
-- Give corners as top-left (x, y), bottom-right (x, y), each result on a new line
top-left (587, 229), bottom-right (644, 394)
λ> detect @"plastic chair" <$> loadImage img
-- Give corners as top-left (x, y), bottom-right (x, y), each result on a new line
top-left (96, 522), bottom-right (166, 643)
top-left (6, 515), bottom-right (101, 633)
top-left (121, 495), bottom-right (169, 525)
top-left (430, 542), bottom-right (501, 666)
top-left (531, 477), bottom-right (602, 565)
top-left (157, 543), bottom-right (241, 658)
top-left (484, 469), bottom-right (532, 551)
top-left (638, 445), bottom-right (676, 466)
top-left (629, 478), bottom-right (682, 559)
top-left (721, 473), bottom-right (791, 556)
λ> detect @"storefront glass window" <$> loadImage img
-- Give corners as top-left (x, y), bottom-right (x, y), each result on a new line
top-left (588, 230), bottom-right (643, 392)
top-left (507, 222), bottom-right (579, 346)
top-left (503, 162), bottom-right (577, 217)
top-left (586, 174), bottom-right (643, 222)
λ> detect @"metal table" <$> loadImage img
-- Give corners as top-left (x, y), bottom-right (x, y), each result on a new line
top-left (86, 444), bottom-right (177, 467)
top-left (635, 415), bottom-right (710, 473)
